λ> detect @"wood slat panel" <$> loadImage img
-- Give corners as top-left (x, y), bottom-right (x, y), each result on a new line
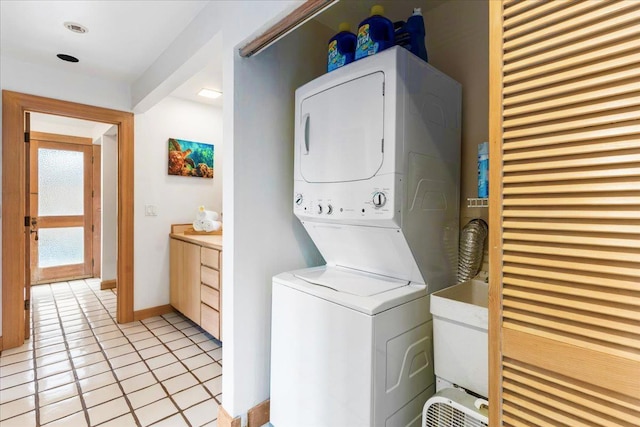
top-left (504, 178), bottom-right (640, 195)
top-left (505, 320), bottom-right (639, 362)
top-left (504, 2), bottom-right (640, 54)
top-left (504, 52), bottom-right (640, 96)
top-left (504, 150), bottom-right (640, 172)
top-left (504, 81), bottom-right (640, 117)
top-left (502, 0), bottom-right (546, 19)
top-left (503, 123), bottom-right (640, 151)
top-left (504, 22), bottom-right (640, 72)
top-left (503, 377), bottom-right (636, 427)
top-left (503, 360), bottom-right (640, 414)
top-left (504, 67), bottom-right (640, 107)
top-left (504, 105), bottom-right (640, 139)
top-left (504, 253), bottom-right (639, 277)
top-left (503, 287), bottom-right (640, 324)
top-left (504, 301), bottom-right (639, 344)
top-left (503, 264), bottom-right (638, 292)
top-left (503, 218), bottom-right (640, 234)
top-left (503, 193), bottom-right (640, 206)
top-left (503, 0), bottom-right (595, 35)
top-left (504, 39), bottom-right (640, 87)
top-left (503, 329), bottom-right (640, 397)
top-left (502, 274), bottom-right (640, 306)
top-left (494, 2), bottom-right (640, 424)
top-left (503, 388), bottom-right (597, 426)
top-left (504, 165), bottom-right (640, 184)
top-left (503, 136), bottom-right (640, 161)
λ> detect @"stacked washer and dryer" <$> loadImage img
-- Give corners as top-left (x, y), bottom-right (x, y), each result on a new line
top-left (270, 46), bottom-right (462, 426)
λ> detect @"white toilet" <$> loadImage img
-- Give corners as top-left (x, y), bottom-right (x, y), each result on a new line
top-left (422, 279), bottom-right (489, 426)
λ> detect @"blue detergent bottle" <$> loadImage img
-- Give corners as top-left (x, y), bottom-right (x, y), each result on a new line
top-left (355, 5), bottom-right (395, 60)
top-left (327, 22), bottom-right (357, 72)
top-left (394, 8), bottom-right (428, 62)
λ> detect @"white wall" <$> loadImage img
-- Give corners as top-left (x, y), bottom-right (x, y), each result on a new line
top-left (222, 18), bottom-right (329, 421)
top-left (424, 0), bottom-right (489, 227)
top-left (133, 96), bottom-right (222, 311)
top-left (101, 133), bottom-right (118, 282)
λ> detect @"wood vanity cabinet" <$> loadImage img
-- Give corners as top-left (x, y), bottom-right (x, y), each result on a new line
top-left (169, 231), bottom-right (222, 341)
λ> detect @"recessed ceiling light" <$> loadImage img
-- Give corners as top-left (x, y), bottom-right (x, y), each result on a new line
top-left (198, 88), bottom-right (222, 99)
top-left (64, 22), bottom-right (88, 34)
top-left (57, 53), bottom-right (79, 63)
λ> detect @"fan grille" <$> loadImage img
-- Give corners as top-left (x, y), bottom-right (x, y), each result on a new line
top-left (425, 402), bottom-right (488, 427)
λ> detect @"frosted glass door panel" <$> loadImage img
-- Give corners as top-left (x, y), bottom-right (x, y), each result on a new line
top-left (38, 227), bottom-right (84, 268)
top-left (39, 148), bottom-right (84, 216)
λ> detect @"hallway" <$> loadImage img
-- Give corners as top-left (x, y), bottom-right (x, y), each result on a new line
top-left (0, 279), bottom-right (222, 426)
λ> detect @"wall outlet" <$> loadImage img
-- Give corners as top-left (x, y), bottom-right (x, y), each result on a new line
top-left (145, 205), bottom-right (158, 216)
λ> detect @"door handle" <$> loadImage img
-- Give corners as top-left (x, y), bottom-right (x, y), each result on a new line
top-left (303, 113), bottom-right (310, 155)
top-left (30, 217), bottom-right (38, 241)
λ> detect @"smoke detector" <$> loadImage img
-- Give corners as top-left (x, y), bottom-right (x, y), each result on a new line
top-left (64, 22), bottom-right (88, 34)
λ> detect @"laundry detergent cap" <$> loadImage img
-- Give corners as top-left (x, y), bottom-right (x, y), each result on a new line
top-left (371, 5), bottom-right (384, 16)
top-left (338, 22), bottom-right (351, 32)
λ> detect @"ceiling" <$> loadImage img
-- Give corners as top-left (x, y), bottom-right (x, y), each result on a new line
top-left (0, 0), bottom-right (222, 106)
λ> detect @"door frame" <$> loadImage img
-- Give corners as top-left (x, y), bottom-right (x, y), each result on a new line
top-left (2, 90), bottom-right (135, 349)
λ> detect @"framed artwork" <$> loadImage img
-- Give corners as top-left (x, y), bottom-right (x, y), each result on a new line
top-left (168, 138), bottom-right (214, 178)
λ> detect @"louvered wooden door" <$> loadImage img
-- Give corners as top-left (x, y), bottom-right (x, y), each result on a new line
top-left (489, 1), bottom-right (640, 425)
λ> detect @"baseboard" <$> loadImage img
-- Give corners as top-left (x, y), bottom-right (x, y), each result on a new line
top-left (247, 399), bottom-right (270, 427)
top-left (133, 304), bottom-right (174, 321)
top-left (100, 279), bottom-right (117, 290)
top-left (218, 405), bottom-right (241, 427)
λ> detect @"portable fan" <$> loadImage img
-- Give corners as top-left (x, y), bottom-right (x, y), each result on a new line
top-left (423, 388), bottom-right (488, 427)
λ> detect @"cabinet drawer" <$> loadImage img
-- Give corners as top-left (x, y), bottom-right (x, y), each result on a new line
top-left (201, 284), bottom-right (220, 310)
top-left (201, 303), bottom-right (220, 338)
top-left (201, 266), bottom-right (220, 289)
top-left (201, 247), bottom-right (220, 269)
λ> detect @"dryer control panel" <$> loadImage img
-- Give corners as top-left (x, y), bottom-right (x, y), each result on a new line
top-left (293, 175), bottom-right (401, 227)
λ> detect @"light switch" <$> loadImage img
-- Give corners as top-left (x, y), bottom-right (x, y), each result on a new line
top-left (145, 205), bottom-right (158, 216)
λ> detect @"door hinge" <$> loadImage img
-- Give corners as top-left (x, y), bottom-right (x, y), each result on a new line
top-left (92, 190), bottom-right (94, 197)
top-left (92, 156), bottom-right (94, 164)
top-left (24, 216), bottom-right (30, 227)
top-left (92, 224), bottom-right (95, 232)
top-left (24, 132), bottom-right (30, 143)
top-left (24, 299), bottom-right (30, 310)
top-left (92, 259), bottom-right (95, 267)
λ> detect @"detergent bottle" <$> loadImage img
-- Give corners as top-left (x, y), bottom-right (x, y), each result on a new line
top-left (394, 8), bottom-right (428, 62)
top-left (355, 5), bottom-right (395, 60)
top-left (327, 22), bottom-right (357, 72)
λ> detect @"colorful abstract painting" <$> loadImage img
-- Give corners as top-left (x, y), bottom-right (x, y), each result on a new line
top-left (168, 138), bottom-right (214, 179)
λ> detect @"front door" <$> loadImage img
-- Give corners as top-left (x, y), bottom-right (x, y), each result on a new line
top-left (30, 133), bottom-right (94, 284)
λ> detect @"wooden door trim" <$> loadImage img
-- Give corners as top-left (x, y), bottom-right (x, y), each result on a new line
top-left (488, 0), bottom-right (504, 424)
top-left (31, 131), bottom-right (92, 145)
top-left (2, 90), bottom-right (134, 349)
top-left (93, 145), bottom-right (102, 278)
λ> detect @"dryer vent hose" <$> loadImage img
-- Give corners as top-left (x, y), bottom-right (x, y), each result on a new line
top-left (457, 218), bottom-right (488, 283)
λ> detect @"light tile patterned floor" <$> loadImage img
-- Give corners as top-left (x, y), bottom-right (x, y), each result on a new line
top-left (0, 279), bottom-right (222, 426)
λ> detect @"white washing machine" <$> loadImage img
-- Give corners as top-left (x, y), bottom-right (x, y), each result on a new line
top-left (271, 47), bottom-right (462, 427)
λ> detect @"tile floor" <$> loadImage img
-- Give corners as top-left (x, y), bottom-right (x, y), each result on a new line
top-left (0, 279), bottom-right (223, 427)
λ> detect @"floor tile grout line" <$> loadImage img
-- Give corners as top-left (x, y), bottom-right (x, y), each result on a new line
top-left (48, 280), bottom-right (93, 427)
top-left (76, 279), bottom-right (144, 427)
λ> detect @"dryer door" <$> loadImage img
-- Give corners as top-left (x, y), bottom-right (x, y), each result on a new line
top-left (299, 71), bottom-right (385, 183)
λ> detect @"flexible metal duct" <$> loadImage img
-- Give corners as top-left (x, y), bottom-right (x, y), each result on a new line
top-left (457, 218), bottom-right (488, 283)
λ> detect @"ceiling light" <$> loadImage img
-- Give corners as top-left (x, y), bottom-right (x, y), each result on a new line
top-left (198, 88), bottom-right (222, 99)
top-left (57, 53), bottom-right (79, 63)
top-left (64, 22), bottom-right (88, 34)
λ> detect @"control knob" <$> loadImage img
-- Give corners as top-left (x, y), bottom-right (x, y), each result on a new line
top-left (372, 192), bottom-right (387, 208)
top-left (294, 194), bottom-right (303, 205)
top-left (316, 204), bottom-right (323, 214)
